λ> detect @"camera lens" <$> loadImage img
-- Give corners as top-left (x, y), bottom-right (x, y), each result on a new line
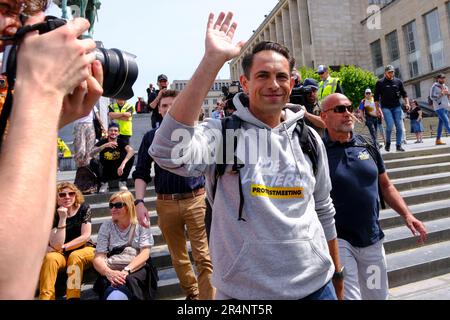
top-left (95, 48), bottom-right (138, 100)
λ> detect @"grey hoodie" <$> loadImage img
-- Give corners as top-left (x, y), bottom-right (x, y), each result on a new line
top-left (149, 93), bottom-right (336, 299)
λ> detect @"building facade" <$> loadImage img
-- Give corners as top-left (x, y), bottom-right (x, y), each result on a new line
top-left (230, 0), bottom-right (450, 101)
top-left (171, 79), bottom-right (231, 117)
top-left (365, 0), bottom-right (450, 99)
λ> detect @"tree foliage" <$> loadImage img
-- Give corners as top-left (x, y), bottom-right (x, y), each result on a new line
top-left (296, 65), bottom-right (378, 109)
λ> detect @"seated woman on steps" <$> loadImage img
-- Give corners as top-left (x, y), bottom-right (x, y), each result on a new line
top-left (93, 191), bottom-right (157, 300)
top-left (38, 182), bottom-right (95, 300)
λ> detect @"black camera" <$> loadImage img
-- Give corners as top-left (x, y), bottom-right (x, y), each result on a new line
top-left (2, 16), bottom-right (138, 100)
top-left (290, 86), bottom-right (307, 105)
top-left (221, 81), bottom-right (243, 115)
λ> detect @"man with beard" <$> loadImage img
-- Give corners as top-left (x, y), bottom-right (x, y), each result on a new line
top-left (321, 93), bottom-right (427, 300)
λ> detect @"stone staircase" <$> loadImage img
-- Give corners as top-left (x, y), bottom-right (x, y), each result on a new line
top-left (56, 139), bottom-right (450, 300)
top-left (381, 145), bottom-right (450, 289)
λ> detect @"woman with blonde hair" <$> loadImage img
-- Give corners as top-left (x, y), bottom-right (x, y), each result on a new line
top-left (93, 191), bottom-right (156, 300)
top-left (39, 182), bottom-right (95, 299)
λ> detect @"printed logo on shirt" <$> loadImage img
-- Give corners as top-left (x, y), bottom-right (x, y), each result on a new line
top-left (358, 150), bottom-right (370, 161)
top-left (251, 184), bottom-right (304, 199)
top-left (104, 150), bottom-right (121, 161)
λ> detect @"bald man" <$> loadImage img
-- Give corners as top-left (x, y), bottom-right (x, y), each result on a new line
top-left (320, 93), bottom-right (427, 300)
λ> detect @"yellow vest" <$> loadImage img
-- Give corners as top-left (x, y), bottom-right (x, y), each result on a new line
top-left (109, 103), bottom-right (135, 136)
top-left (318, 77), bottom-right (340, 102)
top-left (57, 138), bottom-right (72, 158)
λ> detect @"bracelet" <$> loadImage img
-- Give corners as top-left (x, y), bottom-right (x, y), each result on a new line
top-left (57, 225), bottom-right (66, 229)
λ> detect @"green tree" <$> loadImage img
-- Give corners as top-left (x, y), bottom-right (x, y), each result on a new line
top-left (338, 65), bottom-right (378, 108)
top-left (296, 65), bottom-right (378, 109)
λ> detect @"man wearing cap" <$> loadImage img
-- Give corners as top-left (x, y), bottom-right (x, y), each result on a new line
top-left (108, 99), bottom-right (135, 145)
top-left (299, 78), bottom-right (326, 135)
top-left (148, 74), bottom-right (169, 129)
top-left (317, 65), bottom-right (343, 103)
top-left (430, 73), bottom-right (450, 145)
top-left (359, 88), bottom-right (384, 148)
top-left (374, 65), bottom-right (409, 152)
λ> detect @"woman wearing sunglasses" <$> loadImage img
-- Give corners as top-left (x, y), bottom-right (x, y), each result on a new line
top-left (93, 191), bottom-right (155, 300)
top-left (38, 182), bottom-right (95, 299)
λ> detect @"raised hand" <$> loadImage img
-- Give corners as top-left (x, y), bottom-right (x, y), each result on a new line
top-left (205, 12), bottom-right (246, 62)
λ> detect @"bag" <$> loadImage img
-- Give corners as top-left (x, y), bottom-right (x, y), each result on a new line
top-left (93, 112), bottom-right (103, 140)
top-left (107, 246), bottom-right (138, 270)
top-left (427, 95), bottom-right (433, 107)
top-left (93, 257), bottom-right (158, 300)
top-left (106, 224), bottom-right (137, 270)
top-left (74, 165), bottom-right (98, 194)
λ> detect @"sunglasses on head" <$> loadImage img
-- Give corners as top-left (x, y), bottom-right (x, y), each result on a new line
top-left (109, 202), bottom-right (125, 209)
top-left (58, 192), bottom-right (76, 198)
top-left (325, 104), bottom-right (353, 113)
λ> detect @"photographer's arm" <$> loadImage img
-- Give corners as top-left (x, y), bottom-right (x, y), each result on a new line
top-left (0, 17), bottom-right (99, 299)
top-left (149, 90), bottom-right (166, 110)
top-left (304, 112), bottom-right (326, 129)
top-left (168, 12), bottom-right (245, 126)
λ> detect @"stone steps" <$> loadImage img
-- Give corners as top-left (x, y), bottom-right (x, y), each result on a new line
top-left (56, 140), bottom-right (450, 299)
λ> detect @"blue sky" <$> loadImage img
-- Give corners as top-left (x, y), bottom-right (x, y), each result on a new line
top-left (48, 0), bottom-right (279, 104)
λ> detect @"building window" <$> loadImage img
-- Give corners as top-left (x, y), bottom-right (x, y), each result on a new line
top-left (386, 30), bottom-right (400, 61)
top-left (204, 100), bottom-right (209, 106)
top-left (413, 82), bottom-right (421, 98)
top-left (370, 40), bottom-right (383, 71)
top-left (447, 2), bottom-right (450, 31)
top-left (424, 9), bottom-right (444, 70)
top-left (403, 20), bottom-right (420, 78)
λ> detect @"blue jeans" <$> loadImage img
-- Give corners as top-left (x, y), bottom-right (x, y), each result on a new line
top-left (301, 281), bottom-right (337, 300)
top-left (382, 106), bottom-right (403, 146)
top-left (436, 109), bottom-right (450, 140)
top-left (365, 116), bottom-right (380, 145)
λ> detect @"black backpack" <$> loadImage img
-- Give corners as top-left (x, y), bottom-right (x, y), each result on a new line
top-left (209, 113), bottom-right (319, 223)
top-left (74, 165), bottom-right (98, 195)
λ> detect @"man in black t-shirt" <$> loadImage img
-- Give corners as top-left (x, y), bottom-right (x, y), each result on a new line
top-left (89, 123), bottom-right (135, 193)
top-left (374, 65), bottom-right (410, 152)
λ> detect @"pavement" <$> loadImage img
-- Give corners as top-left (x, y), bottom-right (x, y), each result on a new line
top-left (378, 136), bottom-right (449, 155)
top-left (390, 273), bottom-right (450, 300)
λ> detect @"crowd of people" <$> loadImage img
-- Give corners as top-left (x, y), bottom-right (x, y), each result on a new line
top-left (2, 1), bottom-right (449, 301)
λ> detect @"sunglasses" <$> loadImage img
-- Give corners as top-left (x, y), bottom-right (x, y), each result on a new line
top-left (325, 104), bottom-right (353, 113)
top-left (318, 72), bottom-right (325, 75)
top-left (58, 192), bottom-right (76, 198)
top-left (109, 202), bottom-right (125, 209)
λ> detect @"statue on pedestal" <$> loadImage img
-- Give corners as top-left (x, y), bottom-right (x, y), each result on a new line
top-left (53, 0), bottom-right (101, 38)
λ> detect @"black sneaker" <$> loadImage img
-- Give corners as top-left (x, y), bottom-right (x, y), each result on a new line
top-left (385, 144), bottom-right (390, 152)
top-left (396, 145), bottom-right (405, 152)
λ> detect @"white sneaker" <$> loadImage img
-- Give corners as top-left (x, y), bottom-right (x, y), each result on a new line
top-left (99, 182), bottom-right (109, 194)
top-left (118, 181), bottom-right (128, 191)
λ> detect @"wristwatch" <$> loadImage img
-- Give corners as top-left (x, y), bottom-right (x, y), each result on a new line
top-left (123, 266), bottom-right (132, 275)
top-left (333, 266), bottom-right (345, 280)
top-left (134, 199), bottom-right (145, 206)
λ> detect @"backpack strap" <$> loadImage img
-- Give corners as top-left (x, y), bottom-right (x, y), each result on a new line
top-left (355, 135), bottom-right (386, 209)
top-left (212, 115), bottom-right (246, 221)
top-left (294, 119), bottom-right (319, 176)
